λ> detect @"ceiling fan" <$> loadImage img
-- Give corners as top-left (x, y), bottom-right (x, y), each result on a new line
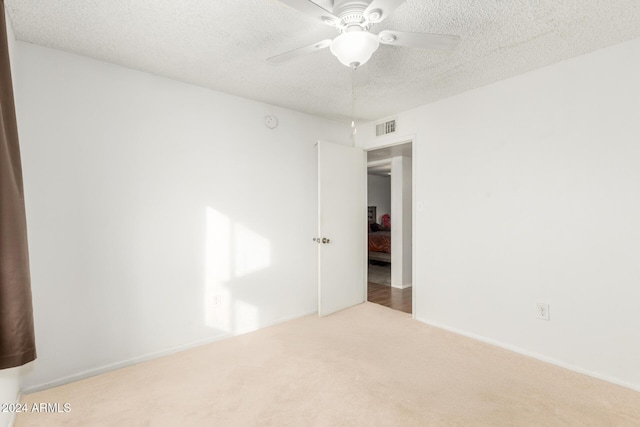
top-left (268, 0), bottom-right (461, 68)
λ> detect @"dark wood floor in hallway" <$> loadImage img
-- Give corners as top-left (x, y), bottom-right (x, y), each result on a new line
top-left (367, 282), bottom-right (412, 314)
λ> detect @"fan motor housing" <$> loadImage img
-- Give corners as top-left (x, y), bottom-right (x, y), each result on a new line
top-left (333, 0), bottom-right (370, 19)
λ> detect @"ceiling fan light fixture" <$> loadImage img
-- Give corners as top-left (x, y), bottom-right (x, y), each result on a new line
top-left (321, 16), bottom-right (338, 26)
top-left (366, 9), bottom-right (382, 23)
top-left (330, 31), bottom-right (380, 67)
top-left (379, 33), bottom-right (396, 43)
top-left (314, 40), bottom-right (332, 49)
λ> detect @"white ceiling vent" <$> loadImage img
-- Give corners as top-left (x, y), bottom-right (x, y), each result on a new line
top-left (376, 118), bottom-right (397, 136)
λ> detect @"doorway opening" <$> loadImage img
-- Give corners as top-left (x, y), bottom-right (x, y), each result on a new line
top-left (366, 142), bottom-right (412, 314)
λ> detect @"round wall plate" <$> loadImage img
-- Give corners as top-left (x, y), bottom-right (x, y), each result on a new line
top-left (264, 115), bottom-right (278, 129)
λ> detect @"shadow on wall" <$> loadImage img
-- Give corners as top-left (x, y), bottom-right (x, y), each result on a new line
top-left (204, 207), bottom-right (271, 334)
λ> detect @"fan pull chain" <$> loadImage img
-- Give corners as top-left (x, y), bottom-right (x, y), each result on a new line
top-left (351, 64), bottom-right (357, 139)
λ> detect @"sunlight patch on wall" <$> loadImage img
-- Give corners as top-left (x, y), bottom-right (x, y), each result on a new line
top-left (204, 207), bottom-right (270, 333)
top-left (234, 300), bottom-right (260, 334)
top-left (205, 208), bottom-right (231, 283)
top-left (234, 223), bottom-right (271, 277)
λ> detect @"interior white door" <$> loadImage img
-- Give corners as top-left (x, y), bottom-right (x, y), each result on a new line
top-left (317, 140), bottom-right (366, 316)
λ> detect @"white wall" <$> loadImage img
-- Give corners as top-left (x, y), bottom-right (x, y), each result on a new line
top-left (367, 174), bottom-right (390, 223)
top-left (14, 42), bottom-right (350, 390)
top-left (0, 367), bottom-right (20, 427)
top-left (4, 7), bottom-right (13, 76)
top-left (390, 156), bottom-right (412, 288)
top-left (1, 8), bottom-right (22, 427)
top-left (358, 37), bottom-right (640, 390)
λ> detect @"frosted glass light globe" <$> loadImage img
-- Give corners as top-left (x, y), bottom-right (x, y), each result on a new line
top-left (330, 31), bottom-right (380, 67)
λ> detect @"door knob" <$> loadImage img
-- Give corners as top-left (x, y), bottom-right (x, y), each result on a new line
top-left (322, 237), bottom-right (330, 244)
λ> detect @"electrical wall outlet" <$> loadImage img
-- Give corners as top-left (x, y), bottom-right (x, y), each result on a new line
top-left (536, 302), bottom-right (550, 321)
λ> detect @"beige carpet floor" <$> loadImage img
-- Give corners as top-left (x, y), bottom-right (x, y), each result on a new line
top-left (16, 303), bottom-right (640, 426)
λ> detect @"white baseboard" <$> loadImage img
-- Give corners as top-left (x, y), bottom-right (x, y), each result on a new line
top-left (415, 316), bottom-right (640, 393)
top-left (23, 310), bottom-right (317, 394)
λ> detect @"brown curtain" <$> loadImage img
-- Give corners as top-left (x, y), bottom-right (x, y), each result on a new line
top-left (0, 1), bottom-right (36, 369)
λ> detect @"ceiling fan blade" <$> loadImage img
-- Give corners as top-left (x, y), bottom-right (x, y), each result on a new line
top-left (363, 0), bottom-right (407, 23)
top-left (277, 0), bottom-right (341, 26)
top-left (378, 30), bottom-right (461, 51)
top-left (267, 39), bottom-right (332, 64)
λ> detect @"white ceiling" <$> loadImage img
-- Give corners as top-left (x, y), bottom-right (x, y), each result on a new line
top-left (5, 0), bottom-right (640, 123)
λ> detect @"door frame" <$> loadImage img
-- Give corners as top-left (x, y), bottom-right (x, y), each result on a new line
top-left (364, 135), bottom-right (417, 318)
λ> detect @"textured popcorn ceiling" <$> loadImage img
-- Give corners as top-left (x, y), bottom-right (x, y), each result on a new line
top-left (5, 0), bottom-right (640, 122)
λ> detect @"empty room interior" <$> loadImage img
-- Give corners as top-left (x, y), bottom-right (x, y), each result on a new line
top-left (1, 0), bottom-right (640, 425)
